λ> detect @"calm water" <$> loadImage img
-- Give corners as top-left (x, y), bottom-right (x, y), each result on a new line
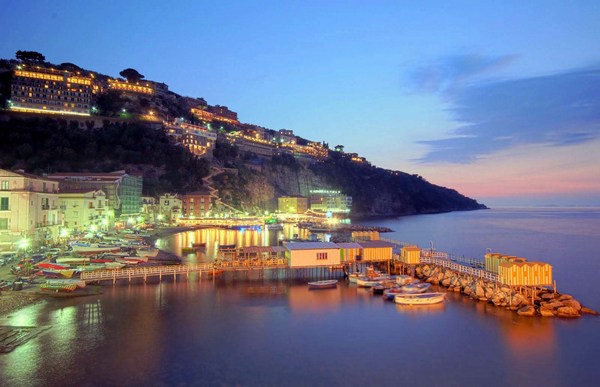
top-left (1, 208), bottom-right (599, 386)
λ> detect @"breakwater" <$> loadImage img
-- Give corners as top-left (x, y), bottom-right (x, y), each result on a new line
top-left (411, 263), bottom-right (598, 318)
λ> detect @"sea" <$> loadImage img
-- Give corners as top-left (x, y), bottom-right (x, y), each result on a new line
top-left (1, 208), bottom-right (599, 386)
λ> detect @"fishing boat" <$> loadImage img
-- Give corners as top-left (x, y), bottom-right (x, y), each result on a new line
top-left (135, 247), bottom-right (159, 258)
top-left (40, 283), bottom-right (77, 292)
top-left (307, 280), bottom-right (338, 289)
top-left (383, 287), bottom-right (406, 300)
top-left (46, 279), bottom-right (86, 288)
top-left (37, 262), bottom-right (69, 270)
top-left (394, 292), bottom-right (446, 305)
top-left (56, 256), bottom-right (91, 265)
top-left (401, 282), bottom-right (431, 294)
top-left (70, 243), bottom-right (122, 255)
top-left (396, 275), bottom-right (414, 285)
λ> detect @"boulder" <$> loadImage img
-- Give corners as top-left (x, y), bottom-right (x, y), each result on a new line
top-left (539, 307), bottom-right (555, 317)
top-left (561, 299), bottom-right (582, 312)
top-left (517, 306), bottom-right (536, 316)
top-left (453, 287), bottom-right (461, 292)
top-left (556, 306), bottom-right (580, 318)
top-left (441, 278), bottom-right (451, 287)
top-left (581, 307), bottom-right (600, 316)
top-left (422, 266), bottom-right (431, 277)
top-left (557, 294), bottom-right (573, 301)
top-left (540, 292), bottom-right (555, 301)
top-left (475, 283), bottom-right (486, 298)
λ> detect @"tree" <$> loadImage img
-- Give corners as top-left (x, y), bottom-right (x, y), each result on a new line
top-left (15, 50), bottom-right (45, 62)
top-left (334, 145), bottom-right (344, 152)
top-left (119, 68), bottom-right (145, 82)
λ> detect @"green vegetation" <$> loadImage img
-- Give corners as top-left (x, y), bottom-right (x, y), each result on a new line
top-left (0, 117), bottom-right (209, 195)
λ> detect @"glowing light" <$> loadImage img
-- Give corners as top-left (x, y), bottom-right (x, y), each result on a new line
top-left (18, 238), bottom-right (30, 250)
top-left (90, 224), bottom-right (98, 232)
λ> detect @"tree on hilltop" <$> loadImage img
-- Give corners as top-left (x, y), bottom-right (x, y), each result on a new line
top-left (16, 50), bottom-right (45, 63)
top-left (120, 68), bottom-right (145, 82)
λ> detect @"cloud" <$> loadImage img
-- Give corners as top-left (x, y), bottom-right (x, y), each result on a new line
top-left (410, 53), bottom-right (518, 95)
top-left (416, 65), bottom-right (600, 163)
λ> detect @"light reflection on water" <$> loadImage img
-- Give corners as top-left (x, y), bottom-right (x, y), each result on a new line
top-left (1, 209), bottom-right (599, 386)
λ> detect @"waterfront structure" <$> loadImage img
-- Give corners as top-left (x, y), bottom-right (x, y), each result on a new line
top-left (498, 261), bottom-right (553, 286)
top-left (59, 189), bottom-right (109, 232)
top-left (181, 191), bottom-right (212, 218)
top-left (400, 245), bottom-right (421, 264)
top-left (284, 242), bottom-right (341, 267)
top-left (278, 196), bottom-right (308, 214)
top-left (337, 242), bottom-right (361, 262)
top-left (309, 189), bottom-right (352, 214)
top-left (9, 64), bottom-right (93, 116)
top-left (47, 171), bottom-right (142, 217)
top-left (485, 252), bottom-right (522, 274)
top-left (351, 230), bottom-right (380, 241)
top-left (357, 240), bottom-right (394, 261)
top-left (159, 194), bottom-right (182, 223)
top-left (0, 169), bottom-right (61, 246)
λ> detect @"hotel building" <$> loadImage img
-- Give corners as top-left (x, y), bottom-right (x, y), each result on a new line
top-left (10, 65), bottom-right (93, 116)
top-left (181, 191), bottom-right (212, 218)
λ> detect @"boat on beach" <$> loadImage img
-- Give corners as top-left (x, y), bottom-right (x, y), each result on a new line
top-left (394, 292), bottom-right (446, 305)
top-left (307, 280), bottom-right (338, 289)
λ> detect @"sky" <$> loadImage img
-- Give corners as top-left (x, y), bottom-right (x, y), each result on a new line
top-left (1, 0), bottom-right (599, 207)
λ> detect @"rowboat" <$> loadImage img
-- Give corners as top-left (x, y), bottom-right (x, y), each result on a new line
top-left (383, 287), bottom-right (405, 300)
top-left (40, 283), bottom-right (77, 292)
top-left (46, 279), bottom-right (86, 288)
top-left (394, 292), bottom-right (446, 305)
top-left (401, 282), bottom-right (431, 294)
top-left (135, 248), bottom-right (159, 258)
top-left (56, 257), bottom-right (91, 265)
top-left (307, 280), bottom-right (338, 289)
top-left (396, 275), bottom-right (414, 285)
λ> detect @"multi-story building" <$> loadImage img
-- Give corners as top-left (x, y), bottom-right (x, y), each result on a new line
top-left (190, 104), bottom-right (239, 125)
top-left (164, 120), bottom-right (217, 158)
top-left (107, 79), bottom-right (154, 94)
top-left (47, 171), bottom-right (142, 217)
top-left (181, 191), bottom-right (212, 218)
top-left (309, 190), bottom-right (352, 214)
top-left (140, 196), bottom-right (158, 223)
top-left (278, 196), bottom-right (308, 214)
top-left (277, 129), bottom-right (296, 144)
top-left (159, 193), bottom-right (182, 223)
top-left (59, 189), bottom-right (109, 232)
top-left (9, 64), bottom-right (93, 116)
top-left (0, 169), bottom-right (61, 247)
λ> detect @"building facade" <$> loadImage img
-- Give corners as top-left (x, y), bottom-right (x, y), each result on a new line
top-left (278, 196), bottom-right (308, 214)
top-left (181, 191), bottom-right (212, 218)
top-left (284, 242), bottom-right (341, 268)
top-left (47, 171), bottom-right (142, 217)
top-left (10, 65), bottom-right (93, 116)
top-left (159, 194), bottom-right (182, 223)
top-left (59, 189), bottom-right (109, 232)
top-left (309, 189), bottom-right (352, 214)
top-left (0, 169), bottom-right (61, 247)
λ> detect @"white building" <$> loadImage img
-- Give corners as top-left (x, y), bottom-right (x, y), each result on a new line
top-left (159, 193), bottom-right (182, 223)
top-left (284, 242), bottom-right (341, 267)
top-left (0, 169), bottom-right (61, 247)
top-left (59, 189), bottom-right (109, 233)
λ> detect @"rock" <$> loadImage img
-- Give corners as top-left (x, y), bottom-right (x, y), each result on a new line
top-left (540, 301), bottom-right (563, 310)
top-left (556, 306), bottom-right (581, 318)
top-left (540, 293), bottom-right (555, 301)
top-left (463, 286), bottom-right (472, 296)
top-left (453, 287), bottom-right (461, 292)
top-left (441, 278), bottom-right (451, 287)
top-left (557, 294), bottom-right (573, 301)
top-left (581, 307), bottom-right (600, 315)
top-left (539, 307), bottom-right (555, 317)
top-left (561, 299), bottom-right (581, 312)
top-left (475, 284), bottom-right (485, 298)
top-left (517, 305), bottom-right (536, 317)
top-left (484, 287), bottom-right (494, 299)
top-left (422, 266), bottom-right (431, 277)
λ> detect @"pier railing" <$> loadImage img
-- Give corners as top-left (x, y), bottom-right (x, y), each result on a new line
top-left (419, 256), bottom-right (498, 282)
top-left (80, 263), bottom-right (214, 282)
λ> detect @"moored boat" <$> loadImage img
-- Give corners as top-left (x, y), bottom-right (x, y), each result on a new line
top-left (394, 292), bottom-right (446, 305)
top-left (307, 280), bottom-right (338, 289)
top-left (396, 275), bottom-right (414, 285)
top-left (401, 282), bottom-right (431, 294)
top-left (383, 287), bottom-right (405, 300)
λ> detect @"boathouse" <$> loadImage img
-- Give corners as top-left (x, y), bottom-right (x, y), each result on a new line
top-left (400, 245), bottom-right (420, 264)
top-left (484, 253), bottom-right (523, 274)
top-left (337, 242), bottom-right (362, 262)
top-left (357, 240), bottom-right (394, 261)
top-left (498, 261), bottom-right (553, 286)
top-left (284, 242), bottom-right (341, 267)
top-left (351, 230), bottom-right (380, 241)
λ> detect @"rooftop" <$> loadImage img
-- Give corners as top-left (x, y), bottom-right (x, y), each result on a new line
top-left (284, 242), bottom-right (339, 250)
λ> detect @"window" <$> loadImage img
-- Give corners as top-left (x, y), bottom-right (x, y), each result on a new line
top-left (1, 181), bottom-right (8, 190)
top-left (0, 218), bottom-right (7, 230)
top-left (317, 252), bottom-right (328, 260)
top-left (0, 197), bottom-right (8, 211)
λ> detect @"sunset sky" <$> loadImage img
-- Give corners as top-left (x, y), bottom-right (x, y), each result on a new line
top-left (2, 1), bottom-right (599, 206)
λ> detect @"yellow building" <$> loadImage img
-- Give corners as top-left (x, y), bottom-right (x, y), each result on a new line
top-left (337, 242), bottom-right (361, 262)
top-left (59, 189), bottom-right (110, 232)
top-left (498, 261), bottom-right (553, 286)
top-left (10, 65), bottom-right (93, 116)
top-left (484, 253), bottom-right (523, 274)
top-left (400, 245), bottom-right (421, 264)
top-left (278, 196), bottom-right (308, 214)
top-left (351, 230), bottom-right (380, 241)
top-left (357, 241), bottom-right (393, 261)
top-left (107, 79), bottom-right (153, 94)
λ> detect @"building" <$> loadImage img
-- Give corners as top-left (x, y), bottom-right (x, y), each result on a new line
top-left (351, 231), bottom-right (380, 241)
top-left (165, 120), bottom-right (217, 158)
top-left (337, 242), bottom-right (362, 262)
top-left (484, 252), bottom-right (521, 274)
top-left (141, 196), bottom-right (158, 223)
top-left (107, 79), bottom-right (154, 94)
top-left (278, 196), bottom-right (308, 214)
top-left (400, 245), bottom-right (421, 264)
top-left (276, 129), bottom-right (296, 144)
top-left (181, 191), bottom-right (212, 218)
top-left (0, 169), bottom-right (61, 247)
top-left (9, 64), bottom-right (93, 116)
top-left (159, 194), bottom-right (182, 223)
top-left (309, 189), bottom-right (352, 214)
top-left (59, 189), bottom-right (109, 232)
top-left (190, 104), bottom-right (239, 125)
top-left (357, 240), bottom-right (394, 261)
top-left (284, 242), bottom-right (341, 267)
top-left (47, 171), bottom-right (142, 217)
top-left (498, 261), bottom-right (553, 286)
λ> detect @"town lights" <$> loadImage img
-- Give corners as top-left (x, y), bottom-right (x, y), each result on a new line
top-left (18, 238), bottom-right (30, 250)
top-left (157, 214), bottom-right (164, 221)
top-left (90, 224), bottom-right (98, 232)
top-left (127, 217), bottom-right (135, 224)
top-left (59, 228), bottom-right (70, 238)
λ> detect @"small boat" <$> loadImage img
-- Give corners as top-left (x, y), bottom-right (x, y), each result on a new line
top-left (383, 287), bottom-right (406, 300)
top-left (135, 248), bottom-right (159, 257)
top-left (348, 273), bottom-right (361, 284)
top-left (37, 262), bottom-right (69, 270)
top-left (40, 283), bottom-right (77, 292)
top-left (46, 279), bottom-right (86, 288)
top-left (394, 292), bottom-right (446, 305)
top-left (401, 282), bottom-right (431, 294)
top-left (396, 275), bottom-right (414, 285)
top-left (308, 280), bottom-right (338, 289)
top-left (56, 257), bottom-right (91, 265)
